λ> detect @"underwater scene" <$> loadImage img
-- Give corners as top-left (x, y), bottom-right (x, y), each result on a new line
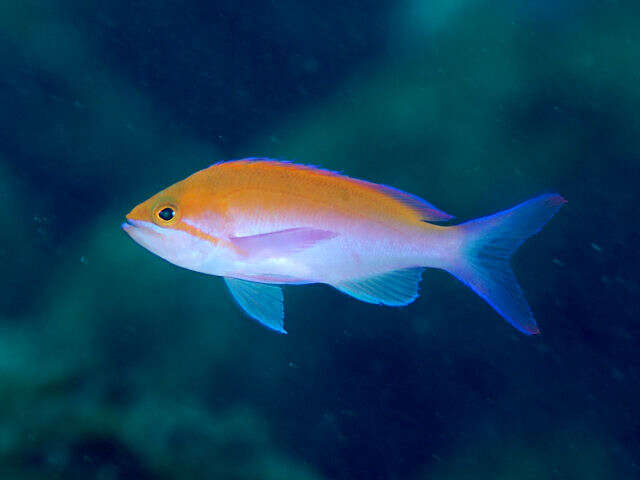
top-left (1, 0), bottom-right (639, 478)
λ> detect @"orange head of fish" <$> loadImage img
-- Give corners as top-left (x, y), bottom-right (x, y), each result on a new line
top-left (122, 174), bottom-right (228, 272)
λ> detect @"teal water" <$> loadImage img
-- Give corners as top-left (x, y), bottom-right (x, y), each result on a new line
top-left (1, 1), bottom-right (638, 478)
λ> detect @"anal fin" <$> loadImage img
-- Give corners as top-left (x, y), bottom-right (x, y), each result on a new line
top-left (334, 267), bottom-right (425, 306)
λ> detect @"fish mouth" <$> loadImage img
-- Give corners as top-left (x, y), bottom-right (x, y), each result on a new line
top-left (121, 218), bottom-right (164, 239)
top-left (121, 218), bottom-right (151, 234)
top-left (122, 218), bottom-right (138, 231)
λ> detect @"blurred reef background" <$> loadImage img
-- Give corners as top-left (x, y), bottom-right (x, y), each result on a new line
top-left (1, 0), bottom-right (639, 478)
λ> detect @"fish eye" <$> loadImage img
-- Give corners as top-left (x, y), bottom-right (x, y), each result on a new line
top-left (158, 207), bottom-right (175, 221)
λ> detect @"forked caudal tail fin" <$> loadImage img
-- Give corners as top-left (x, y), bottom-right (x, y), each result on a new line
top-left (446, 194), bottom-right (566, 334)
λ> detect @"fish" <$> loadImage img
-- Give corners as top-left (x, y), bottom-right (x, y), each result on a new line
top-left (122, 159), bottom-right (566, 335)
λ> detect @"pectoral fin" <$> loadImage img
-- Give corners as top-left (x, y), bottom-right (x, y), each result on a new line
top-left (230, 227), bottom-right (337, 258)
top-left (224, 277), bottom-right (286, 333)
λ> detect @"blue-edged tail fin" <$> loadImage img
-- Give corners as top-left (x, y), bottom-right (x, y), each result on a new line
top-left (446, 194), bottom-right (566, 334)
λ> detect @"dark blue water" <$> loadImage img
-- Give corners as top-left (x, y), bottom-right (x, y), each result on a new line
top-left (1, 1), bottom-right (638, 478)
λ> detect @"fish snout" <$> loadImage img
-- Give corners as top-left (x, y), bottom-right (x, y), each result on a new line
top-left (122, 217), bottom-right (139, 232)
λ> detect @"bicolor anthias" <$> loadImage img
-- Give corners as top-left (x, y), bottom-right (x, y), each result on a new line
top-left (122, 159), bottom-right (565, 334)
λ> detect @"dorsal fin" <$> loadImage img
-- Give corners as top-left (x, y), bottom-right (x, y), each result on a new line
top-left (213, 159), bottom-right (454, 222)
top-left (369, 183), bottom-right (453, 222)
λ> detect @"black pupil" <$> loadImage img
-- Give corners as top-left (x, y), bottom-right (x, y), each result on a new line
top-left (158, 207), bottom-right (174, 221)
